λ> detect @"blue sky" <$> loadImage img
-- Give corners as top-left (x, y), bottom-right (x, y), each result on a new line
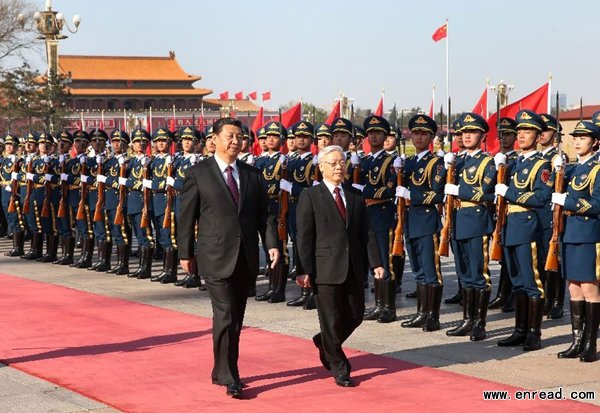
top-left (30, 0), bottom-right (600, 113)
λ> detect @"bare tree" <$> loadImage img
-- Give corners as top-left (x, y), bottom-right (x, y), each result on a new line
top-left (0, 0), bottom-right (36, 63)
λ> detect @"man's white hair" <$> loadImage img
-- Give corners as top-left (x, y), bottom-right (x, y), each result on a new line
top-left (319, 145), bottom-right (347, 161)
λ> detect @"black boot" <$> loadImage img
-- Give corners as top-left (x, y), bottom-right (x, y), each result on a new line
top-left (447, 287), bottom-right (475, 336)
top-left (444, 279), bottom-right (463, 305)
top-left (558, 300), bottom-right (586, 359)
top-left (498, 292), bottom-right (529, 347)
top-left (72, 237), bottom-right (95, 268)
top-left (364, 278), bottom-right (384, 321)
top-left (489, 264), bottom-right (510, 309)
top-left (151, 247), bottom-right (171, 282)
top-left (111, 244), bottom-right (130, 275)
top-left (53, 236), bottom-right (68, 264)
top-left (268, 261), bottom-right (288, 303)
top-left (287, 287), bottom-right (310, 307)
top-left (548, 271), bottom-right (565, 319)
top-left (21, 232), bottom-right (43, 260)
top-left (523, 296), bottom-right (544, 351)
top-left (39, 234), bottom-right (58, 262)
top-left (5, 230), bottom-right (25, 256)
top-left (107, 244), bottom-right (125, 274)
top-left (303, 291), bottom-right (316, 310)
top-left (377, 279), bottom-right (397, 323)
top-left (89, 241), bottom-right (112, 272)
top-left (543, 273), bottom-right (554, 316)
top-left (401, 283), bottom-right (429, 327)
top-left (57, 236), bottom-right (75, 265)
top-left (580, 302), bottom-right (600, 363)
top-left (255, 267), bottom-right (274, 301)
top-left (136, 246), bottom-right (155, 279)
top-left (128, 246), bottom-right (146, 278)
top-left (423, 284), bottom-right (443, 332)
top-left (392, 255), bottom-right (405, 294)
top-left (470, 288), bottom-right (491, 341)
top-left (160, 248), bottom-right (178, 284)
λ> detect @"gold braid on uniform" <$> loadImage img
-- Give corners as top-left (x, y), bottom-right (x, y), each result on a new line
top-left (512, 159), bottom-right (546, 205)
top-left (369, 156), bottom-right (392, 186)
top-left (262, 159), bottom-right (282, 181)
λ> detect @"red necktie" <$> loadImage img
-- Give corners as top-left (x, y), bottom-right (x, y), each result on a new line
top-left (225, 165), bottom-right (239, 206)
top-left (334, 187), bottom-right (346, 221)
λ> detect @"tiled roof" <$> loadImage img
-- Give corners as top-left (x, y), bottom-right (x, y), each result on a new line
top-left (67, 88), bottom-right (212, 97)
top-left (203, 99), bottom-right (261, 112)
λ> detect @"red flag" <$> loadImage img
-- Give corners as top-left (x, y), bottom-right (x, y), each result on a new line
top-left (485, 82), bottom-right (549, 155)
top-left (168, 118), bottom-right (176, 132)
top-left (251, 106), bottom-right (264, 155)
top-left (262, 91), bottom-right (271, 101)
top-left (374, 97), bottom-right (383, 116)
top-left (219, 91), bottom-right (229, 100)
top-left (432, 23), bottom-right (447, 42)
top-left (248, 91), bottom-right (257, 100)
top-left (275, 102), bottom-right (302, 128)
top-left (472, 88), bottom-right (488, 117)
top-left (234, 91), bottom-right (243, 100)
top-left (325, 100), bottom-right (341, 125)
top-left (428, 101), bottom-right (434, 118)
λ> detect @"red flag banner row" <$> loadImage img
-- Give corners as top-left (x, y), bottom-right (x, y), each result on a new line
top-left (219, 91), bottom-right (271, 101)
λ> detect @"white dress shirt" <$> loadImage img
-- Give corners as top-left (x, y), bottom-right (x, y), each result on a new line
top-left (214, 153), bottom-right (240, 190)
top-left (322, 179), bottom-right (346, 207)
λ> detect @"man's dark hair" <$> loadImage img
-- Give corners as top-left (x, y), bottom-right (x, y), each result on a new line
top-left (212, 118), bottom-right (243, 135)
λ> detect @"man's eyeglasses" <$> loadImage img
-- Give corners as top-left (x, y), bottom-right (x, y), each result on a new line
top-left (321, 160), bottom-right (346, 168)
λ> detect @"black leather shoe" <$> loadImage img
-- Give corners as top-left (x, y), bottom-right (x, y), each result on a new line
top-left (312, 334), bottom-right (330, 370)
top-left (334, 374), bottom-right (355, 387)
top-left (226, 382), bottom-right (243, 398)
top-left (406, 290), bottom-right (417, 298)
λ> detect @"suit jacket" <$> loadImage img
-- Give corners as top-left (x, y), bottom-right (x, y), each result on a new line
top-left (177, 156), bottom-right (278, 279)
top-left (296, 182), bottom-right (382, 285)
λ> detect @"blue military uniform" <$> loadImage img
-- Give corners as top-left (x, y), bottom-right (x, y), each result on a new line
top-left (36, 133), bottom-right (61, 263)
top-left (52, 130), bottom-right (76, 265)
top-left (1, 134), bottom-right (25, 256)
top-left (498, 110), bottom-right (553, 351)
top-left (19, 133), bottom-right (43, 260)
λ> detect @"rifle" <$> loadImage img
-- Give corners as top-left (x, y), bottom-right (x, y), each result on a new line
top-left (351, 104), bottom-right (361, 184)
top-left (76, 156), bottom-right (89, 220)
top-left (114, 155), bottom-right (127, 226)
top-left (41, 157), bottom-right (53, 218)
top-left (162, 157), bottom-right (174, 229)
top-left (545, 91), bottom-right (563, 271)
top-left (7, 156), bottom-right (21, 213)
top-left (439, 99), bottom-right (454, 257)
top-left (140, 156), bottom-right (152, 229)
top-left (93, 153), bottom-right (106, 222)
top-left (57, 155), bottom-right (68, 218)
top-left (23, 155), bottom-right (34, 214)
top-left (391, 120), bottom-right (406, 257)
top-left (276, 115), bottom-right (288, 241)
top-left (490, 93), bottom-right (506, 261)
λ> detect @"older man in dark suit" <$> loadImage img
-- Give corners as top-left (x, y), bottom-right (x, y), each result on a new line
top-left (178, 118), bottom-right (279, 399)
top-left (296, 145), bottom-right (384, 387)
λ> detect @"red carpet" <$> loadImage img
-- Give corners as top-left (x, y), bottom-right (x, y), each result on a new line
top-left (0, 273), bottom-right (594, 413)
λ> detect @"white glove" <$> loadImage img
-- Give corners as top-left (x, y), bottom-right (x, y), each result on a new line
top-left (552, 192), bottom-right (567, 206)
top-left (43, 155), bottom-right (50, 164)
top-left (142, 178), bottom-right (153, 189)
top-left (96, 155), bottom-right (104, 164)
top-left (26, 172), bottom-right (34, 181)
top-left (437, 149), bottom-right (446, 157)
top-left (352, 183), bottom-right (365, 192)
top-left (11, 172), bottom-right (18, 180)
top-left (25, 154), bottom-right (32, 163)
top-left (9, 154), bottom-right (15, 162)
top-left (118, 155), bottom-right (125, 166)
top-left (553, 156), bottom-right (563, 171)
top-left (279, 178), bottom-right (292, 193)
top-left (246, 154), bottom-right (254, 165)
top-left (5, 185), bottom-right (12, 192)
top-left (60, 173), bottom-right (68, 181)
top-left (44, 173), bottom-right (53, 182)
top-left (165, 155), bottom-right (172, 165)
top-left (190, 156), bottom-right (197, 166)
top-left (96, 174), bottom-right (107, 183)
top-left (79, 155), bottom-right (86, 165)
top-left (494, 153), bottom-right (507, 168)
top-left (88, 148), bottom-right (96, 158)
top-left (118, 177), bottom-right (127, 186)
top-left (444, 153), bottom-right (455, 168)
top-left (166, 176), bottom-right (175, 187)
top-left (395, 185), bottom-right (411, 200)
top-left (279, 155), bottom-right (286, 165)
top-left (58, 154), bottom-right (65, 163)
top-left (141, 157), bottom-right (150, 166)
top-left (393, 156), bottom-right (404, 169)
top-left (313, 155), bottom-right (318, 165)
top-left (80, 174), bottom-right (89, 183)
top-left (351, 154), bottom-right (361, 166)
top-left (495, 183), bottom-right (508, 197)
top-left (312, 180), bottom-right (320, 186)
top-left (444, 183), bottom-right (459, 196)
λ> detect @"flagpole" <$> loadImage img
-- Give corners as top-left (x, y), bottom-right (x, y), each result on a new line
top-left (547, 72), bottom-right (552, 113)
top-left (445, 18), bottom-right (450, 145)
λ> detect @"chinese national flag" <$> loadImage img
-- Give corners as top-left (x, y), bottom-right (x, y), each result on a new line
top-left (325, 100), bottom-right (341, 125)
top-left (485, 82), bottom-right (549, 155)
top-left (251, 106), bottom-right (264, 155)
top-left (262, 91), bottom-right (271, 101)
top-left (219, 91), bottom-right (229, 100)
top-left (234, 91), bottom-right (243, 100)
top-left (432, 23), bottom-right (447, 42)
top-left (275, 102), bottom-right (302, 128)
top-left (472, 88), bottom-right (488, 117)
top-left (374, 97), bottom-right (383, 116)
top-left (248, 91), bottom-right (257, 100)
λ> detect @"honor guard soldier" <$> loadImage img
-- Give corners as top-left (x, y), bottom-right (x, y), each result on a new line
top-left (238, 126), bottom-right (255, 165)
top-left (36, 132), bottom-right (61, 262)
top-left (148, 127), bottom-right (178, 284)
top-left (86, 129), bottom-right (112, 271)
top-left (0, 136), bottom-right (6, 238)
top-left (125, 128), bottom-right (155, 279)
top-left (443, 113), bottom-right (497, 341)
top-left (254, 126), bottom-right (271, 278)
top-left (20, 132), bottom-right (44, 260)
top-left (358, 115), bottom-right (398, 324)
top-left (488, 117), bottom-right (519, 312)
top-left (592, 111), bottom-right (600, 161)
top-left (256, 126), bottom-right (268, 158)
top-left (287, 127), bottom-right (298, 157)
top-left (331, 117), bottom-right (360, 185)
top-left (315, 123), bottom-right (332, 152)
top-left (281, 120), bottom-right (318, 309)
top-left (53, 130), bottom-right (75, 265)
top-left (552, 121), bottom-right (600, 363)
top-left (353, 126), bottom-right (366, 158)
top-left (384, 128), bottom-right (398, 157)
top-left (495, 110), bottom-right (552, 351)
top-left (172, 126), bottom-right (205, 290)
top-left (2, 133), bottom-right (24, 256)
top-left (538, 113), bottom-right (566, 319)
top-left (397, 115), bottom-right (446, 331)
top-left (255, 121), bottom-right (288, 303)
top-left (204, 125), bottom-right (216, 157)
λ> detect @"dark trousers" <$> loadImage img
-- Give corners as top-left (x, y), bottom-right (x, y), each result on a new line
top-left (314, 270), bottom-right (365, 377)
top-left (204, 246), bottom-right (250, 385)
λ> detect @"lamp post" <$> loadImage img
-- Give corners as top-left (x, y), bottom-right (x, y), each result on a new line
top-left (490, 80), bottom-right (514, 109)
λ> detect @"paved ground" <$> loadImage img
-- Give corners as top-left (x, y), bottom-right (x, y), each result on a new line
top-left (0, 237), bottom-right (598, 411)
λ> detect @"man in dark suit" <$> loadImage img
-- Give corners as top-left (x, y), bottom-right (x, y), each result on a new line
top-left (178, 118), bottom-right (279, 399)
top-left (296, 145), bottom-right (384, 388)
